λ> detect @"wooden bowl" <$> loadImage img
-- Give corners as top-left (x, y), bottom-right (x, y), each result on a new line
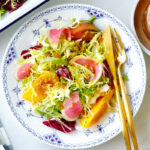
top-left (132, 0), bottom-right (150, 55)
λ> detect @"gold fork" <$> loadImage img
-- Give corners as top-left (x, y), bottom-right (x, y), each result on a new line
top-left (112, 28), bottom-right (139, 150)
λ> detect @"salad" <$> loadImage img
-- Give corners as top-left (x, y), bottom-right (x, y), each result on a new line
top-left (15, 17), bottom-right (116, 133)
top-left (0, 0), bottom-right (27, 18)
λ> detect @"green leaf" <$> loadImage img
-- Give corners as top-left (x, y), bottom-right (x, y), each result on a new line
top-left (0, 7), bottom-right (7, 19)
top-left (11, 0), bottom-right (17, 9)
top-left (34, 104), bottom-right (62, 120)
top-left (51, 58), bottom-right (67, 65)
top-left (72, 18), bottom-right (76, 22)
top-left (52, 71), bottom-right (56, 79)
top-left (122, 74), bottom-right (129, 82)
top-left (81, 88), bottom-right (97, 96)
top-left (88, 16), bottom-right (96, 23)
top-left (60, 77), bottom-right (68, 84)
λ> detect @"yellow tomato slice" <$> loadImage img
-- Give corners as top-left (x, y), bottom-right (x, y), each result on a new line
top-left (22, 88), bottom-right (42, 104)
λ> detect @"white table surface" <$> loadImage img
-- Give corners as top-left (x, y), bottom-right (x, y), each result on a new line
top-left (0, 0), bottom-right (150, 150)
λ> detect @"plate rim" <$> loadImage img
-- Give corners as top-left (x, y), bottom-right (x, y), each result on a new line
top-left (1, 3), bottom-right (147, 149)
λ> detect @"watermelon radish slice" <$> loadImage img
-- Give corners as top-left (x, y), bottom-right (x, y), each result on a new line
top-left (16, 63), bottom-right (32, 80)
top-left (48, 28), bottom-right (71, 48)
top-left (72, 56), bottom-right (102, 83)
top-left (62, 92), bottom-right (83, 121)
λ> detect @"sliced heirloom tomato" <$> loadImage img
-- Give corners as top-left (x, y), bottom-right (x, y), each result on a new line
top-left (71, 21), bottom-right (100, 41)
top-left (80, 89), bottom-right (114, 128)
top-left (22, 71), bottom-right (59, 104)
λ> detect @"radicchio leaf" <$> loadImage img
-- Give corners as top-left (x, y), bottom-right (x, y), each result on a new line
top-left (43, 119), bottom-right (76, 133)
top-left (21, 44), bottom-right (42, 59)
top-left (56, 65), bottom-right (72, 80)
top-left (21, 50), bottom-right (31, 59)
top-left (102, 60), bottom-right (114, 88)
top-left (102, 60), bottom-right (113, 80)
top-left (1, 0), bottom-right (27, 12)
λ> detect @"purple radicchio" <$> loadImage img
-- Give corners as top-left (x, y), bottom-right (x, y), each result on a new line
top-left (56, 65), bottom-right (72, 80)
top-left (102, 59), bottom-right (113, 80)
top-left (43, 118), bottom-right (76, 133)
top-left (1, 0), bottom-right (27, 12)
top-left (102, 60), bottom-right (114, 88)
top-left (21, 44), bottom-right (42, 59)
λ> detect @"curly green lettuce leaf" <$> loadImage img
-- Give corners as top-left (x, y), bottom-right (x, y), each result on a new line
top-left (68, 62), bottom-right (95, 89)
top-left (85, 33), bottom-right (105, 62)
top-left (0, 7), bottom-right (7, 18)
top-left (33, 84), bottom-right (70, 119)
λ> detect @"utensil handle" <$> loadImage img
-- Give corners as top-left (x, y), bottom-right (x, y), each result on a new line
top-left (114, 80), bottom-right (131, 150)
top-left (118, 68), bottom-right (139, 150)
top-left (0, 145), bottom-right (13, 150)
top-left (0, 121), bottom-right (13, 150)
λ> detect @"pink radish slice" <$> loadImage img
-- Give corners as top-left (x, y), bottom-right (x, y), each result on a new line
top-left (16, 63), bottom-right (32, 80)
top-left (74, 57), bottom-right (102, 81)
top-left (62, 92), bottom-right (83, 121)
top-left (48, 28), bottom-right (71, 48)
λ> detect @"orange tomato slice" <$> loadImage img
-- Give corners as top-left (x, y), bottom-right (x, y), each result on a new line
top-left (80, 89), bottom-right (114, 128)
top-left (22, 71), bottom-right (59, 104)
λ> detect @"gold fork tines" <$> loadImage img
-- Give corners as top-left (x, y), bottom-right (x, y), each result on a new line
top-left (113, 28), bottom-right (139, 150)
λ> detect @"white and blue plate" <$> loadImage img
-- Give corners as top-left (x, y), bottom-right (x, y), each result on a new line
top-left (1, 4), bottom-right (146, 149)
